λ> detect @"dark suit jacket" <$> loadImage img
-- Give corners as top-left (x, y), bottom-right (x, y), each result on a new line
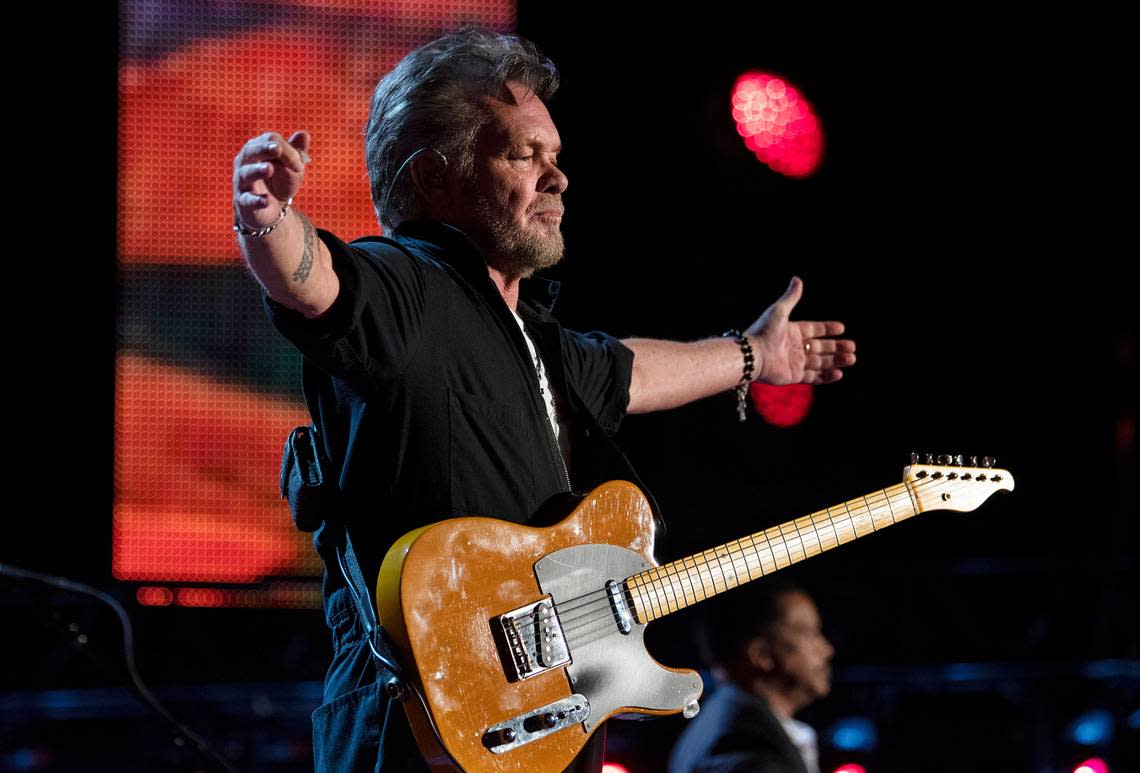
top-left (667, 682), bottom-right (810, 773)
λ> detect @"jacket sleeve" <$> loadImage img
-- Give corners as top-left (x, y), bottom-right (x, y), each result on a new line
top-left (262, 229), bottom-right (427, 389)
top-left (559, 328), bottom-right (634, 436)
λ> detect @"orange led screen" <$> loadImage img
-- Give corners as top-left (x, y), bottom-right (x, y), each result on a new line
top-left (115, 1), bottom-right (515, 596)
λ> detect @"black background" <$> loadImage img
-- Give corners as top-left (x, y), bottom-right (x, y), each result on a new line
top-left (3, 4), bottom-right (1135, 772)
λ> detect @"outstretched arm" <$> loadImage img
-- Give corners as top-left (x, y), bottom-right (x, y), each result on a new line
top-left (622, 277), bottom-right (855, 414)
top-left (233, 130), bottom-right (338, 318)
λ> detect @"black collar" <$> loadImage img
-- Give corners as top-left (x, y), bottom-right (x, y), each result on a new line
top-left (393, 219), bottom-right (561, 313)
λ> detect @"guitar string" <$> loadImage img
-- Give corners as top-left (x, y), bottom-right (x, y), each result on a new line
top-left (555, 484), bottom-right (920, 637)
top-left (548, 482), bottom-right (932, 638)
top-left (550, 483), bottom-right (921, 635)
top-left (543, 484), bottom-right (912, 627)
top-left (559, 476), bottom-right (973, 649)
top-left (569, 471), bottom-right (993, 639)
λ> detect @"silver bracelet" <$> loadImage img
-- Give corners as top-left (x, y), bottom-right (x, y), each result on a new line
top-left (233, 197), bottom-right (293, 238)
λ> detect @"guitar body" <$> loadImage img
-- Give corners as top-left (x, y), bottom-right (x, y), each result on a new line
top-left (376, 460), bottom-right (1015, 771)
top-left (376, 480), bottom-right (702, 772)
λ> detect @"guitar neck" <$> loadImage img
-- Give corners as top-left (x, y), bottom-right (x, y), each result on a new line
top-left (624, 482), bottom-right (921, 624)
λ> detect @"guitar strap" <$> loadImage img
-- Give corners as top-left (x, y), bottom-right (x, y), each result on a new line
top-left (280, 425), bottom-right (391, 674)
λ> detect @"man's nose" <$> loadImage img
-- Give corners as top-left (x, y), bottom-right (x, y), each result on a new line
top-left (540, 161), bottom-right (568, 195)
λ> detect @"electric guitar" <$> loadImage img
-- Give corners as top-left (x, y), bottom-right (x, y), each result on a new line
top-left (376, 457), bottom-right (1013, 772)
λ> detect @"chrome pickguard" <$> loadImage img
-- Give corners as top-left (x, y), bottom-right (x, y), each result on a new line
top-left (533, 543), bottom-right (703, 733)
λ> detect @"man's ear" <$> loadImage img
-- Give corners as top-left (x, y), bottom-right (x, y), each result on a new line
top-left (408, 150), bottom-right (452, 212)
top-left (746, 636), bottom-right (775, 673)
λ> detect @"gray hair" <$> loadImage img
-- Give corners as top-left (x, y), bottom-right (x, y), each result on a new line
top-left (364, 28), bottom-right (560, 231)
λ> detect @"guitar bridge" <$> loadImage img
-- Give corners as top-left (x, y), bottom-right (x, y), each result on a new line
top-left (495, 598), bottom-right (571, 681)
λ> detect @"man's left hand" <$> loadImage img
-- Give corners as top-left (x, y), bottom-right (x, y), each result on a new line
top-left (745, 277), bottom-right (856, 385)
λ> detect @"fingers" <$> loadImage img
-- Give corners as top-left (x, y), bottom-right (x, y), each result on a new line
top-left (236, 190), bottom-right (269, 210)
top-left (805, 351), bottom-right (857, 371)
top-left (234, 131), bottom-right (309, 174)
top-left (809, 369), bottom-right (844, 384)
top-left (800, 338), bottom-right (856, 356)
top-left (799, 320), bottom-right (846, 338)
top-left (235, 161), bottom-right (275, 190)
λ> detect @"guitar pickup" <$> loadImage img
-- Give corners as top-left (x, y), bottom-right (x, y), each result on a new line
top-left (495, 598), bottom-right (571, 681)
top-left (482, 694), bottom-right (591, 754)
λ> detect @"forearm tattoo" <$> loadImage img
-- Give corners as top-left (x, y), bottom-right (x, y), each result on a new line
top-left (292, 210), bottom-right (315, 283)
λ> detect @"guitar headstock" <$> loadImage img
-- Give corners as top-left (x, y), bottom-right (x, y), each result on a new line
top-left (904, 453), bottom-right (1015, 513)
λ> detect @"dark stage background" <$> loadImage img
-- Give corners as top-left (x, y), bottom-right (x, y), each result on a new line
top-left (4, 3), bottom-right (1135, 772)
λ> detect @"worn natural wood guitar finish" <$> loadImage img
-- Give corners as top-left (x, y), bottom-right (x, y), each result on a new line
top-left (377, 461), bottom-right (1013, 772)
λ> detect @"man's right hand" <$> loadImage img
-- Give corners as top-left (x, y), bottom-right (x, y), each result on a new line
top-left (232, 130), bottom-right (311, 229)
top-left (232, 130), bottom-right (338, 318)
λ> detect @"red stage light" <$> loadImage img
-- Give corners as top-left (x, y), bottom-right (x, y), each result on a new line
top-left (1074, 758), bottom-right (1109, 773)
top-left (833, 765), bottom-right (867, 773)
top-left (136, 586), bottom-right (174, 607)
top-left (601, 764), bottom-right (631, 773)
top-left (750, 382), bottom-right (814, 426)
top-left (731, 72), bottom-right (823, 177)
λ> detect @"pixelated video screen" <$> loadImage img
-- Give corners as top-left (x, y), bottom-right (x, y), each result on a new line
top-left (116, 1), bottom-right (514, 607)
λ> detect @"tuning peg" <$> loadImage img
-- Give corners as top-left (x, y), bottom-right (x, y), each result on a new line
top-left (982, 456), bottom-right (995, 468)
top-left (953, 454), bottom-right (964, 466)
top-left (925, 453), bottom-right (934, 464)
top-left (937, 454), bottom-right (952, 465)
top-left (969, 455), bottom-right (978, 466)
top-left (910, 452), bottom-right (919, 465)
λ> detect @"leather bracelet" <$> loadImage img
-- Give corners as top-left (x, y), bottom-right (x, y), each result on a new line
top-left (722, 329), bottom-right (755, 422)
top-left (233, 197), bottom-right (292, 238)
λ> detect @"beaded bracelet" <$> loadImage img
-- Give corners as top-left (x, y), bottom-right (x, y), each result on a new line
top-left (722, 329), bottom-right (755, 422)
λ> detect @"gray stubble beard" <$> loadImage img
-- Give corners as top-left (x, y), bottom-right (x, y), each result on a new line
top-left (470, 196), bottom-right (565, 281)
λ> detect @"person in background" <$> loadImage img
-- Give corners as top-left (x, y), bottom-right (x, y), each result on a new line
top-left (669, 579), bottom-right (834, 773)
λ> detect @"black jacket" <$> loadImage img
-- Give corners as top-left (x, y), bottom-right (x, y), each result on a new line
top-left (669, 682), bottom-right (811, 773)
top-left (265, 219), bottom-right (645, 588)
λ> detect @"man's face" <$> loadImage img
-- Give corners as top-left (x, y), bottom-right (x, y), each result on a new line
top-left (763, 591), bottom-right (834, 703)
top-left (451, 81), bottom-right (568, 278)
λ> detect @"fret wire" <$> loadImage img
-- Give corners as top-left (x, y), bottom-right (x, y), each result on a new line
top-left (810, 511), bottom-right (830, 551)
top-left (684, 555), bottom-right (706, 603)
top-left (725, 542), bottom-right (752, 583)
top-left (709, 546), bottom-right (732, 593)
top-left (880, 490), bottom-right (898, 526)
top-left (627, 483), bottom-right (943, 623)
top-left (799, 515), bottom-right (823, 555)
top-left (763, 526), bottom-right (786, 569)
top-left (641, 572), bottom-right (663, 621)
top-left (659, 561), bottom-right (685, 611)
top-left (646, 567), bottom-right (668, 615)
top-left (901, 479), bottom-right (921, 515)
top-left (628, 576), bottom-right (648, 622)
top-left (720, 543), bottom-right (743, 588)
top-left (735, 538), bottom-right (759, 581)
top-left (698, 548), bottom-right (721, 596)
top-left (746, 532), bottom-right (773, 577)
top-left (781, 521), bottom-right (805, 563)
top-left (651, 566), bottom-right (675, 614)
top-left (827, 506), bottom-right (848, 544)
top-left (659, 562), bottom-right (681, 608)
top-left (816, 508), bottom-right (840, 550)
top-left (679, 556), bottom-right (700, 605)
top-left (791, 517), bottom-right (811, 558)
top-left (754, 528), bottom-right (778, 574)
top-left (633, 574), bottom-right (654, 622)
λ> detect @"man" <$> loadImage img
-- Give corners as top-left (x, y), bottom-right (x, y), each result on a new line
top-left (668, 581), bottom-right (834, 773)
top-left (232, 28), bottom-right (854, 773)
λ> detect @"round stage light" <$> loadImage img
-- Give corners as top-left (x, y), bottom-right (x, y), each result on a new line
top-left (732, 72), bottom-right (823, 177)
